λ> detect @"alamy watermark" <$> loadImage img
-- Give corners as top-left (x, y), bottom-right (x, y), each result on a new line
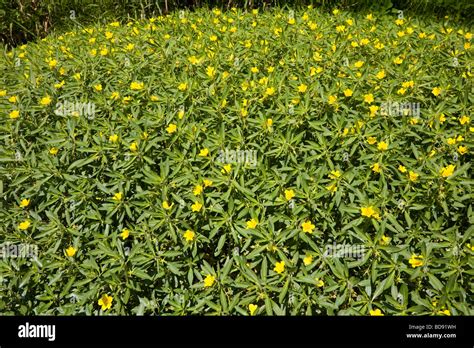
top-left (0, 243), bottom-right (38, 259)
top-left (323, 243), bottom-right (365, 260)
top-left (380, 101), bottom-right (420, 117)
top-left (216, 148), bottom-right (258, 167)
top-left (54, 100), bottom-right (96, 119)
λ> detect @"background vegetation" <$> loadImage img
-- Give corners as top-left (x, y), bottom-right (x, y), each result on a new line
top-left (1, 0), bottom-right (473, 47)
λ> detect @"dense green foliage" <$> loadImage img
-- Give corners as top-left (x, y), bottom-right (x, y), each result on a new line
top-left (1, 6), bottom-right (473, 315)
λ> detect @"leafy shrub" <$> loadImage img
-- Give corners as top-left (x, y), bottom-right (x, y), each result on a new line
top-left (0, 7), bottom-right (472, 315)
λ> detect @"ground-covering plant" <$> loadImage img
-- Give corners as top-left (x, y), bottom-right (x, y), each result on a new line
top-left (0, 6), bottom-right (472, 315)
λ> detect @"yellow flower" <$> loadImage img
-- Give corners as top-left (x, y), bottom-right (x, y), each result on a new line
top-left (398, 165), bottom-right (407, 173)
top-left (447, 137), bottom-right (456, 145)
top-left (274, 261), bottom-right (285, 274)
top-left (316, 279), bottom-right (324, 287)
top-left (166, 124), bottom-right (177, 134)
top-left (301, 220), bottom-right (315, 233)
top-left (367, 137), bottom-right (377, 145)
top-left (371, 163), bottom-right (381, 173)
top-left (266, 118), bottom-right (273, 127)
top-left (377, 141), bottom-right (388, 151)
top-left (198, 148), bottom-right (209, 157)
top-left (9, 110), bottom-right (19, 119)
top-left (204, 274), bottom-right (215, 287)
top-left (94, 84), bottom-right (102, 92)
top-left (440, 165), bottom-right (455, 178)
top-left (203, 179), bottom-right (213, 187)
top-left (439, 114), bottom-right (446, 123)
top-left (98, 294), bottom-right (113, 310)
top-left (40, 95), bottom-right (52, 105)
top-left (248, 304), bottom-right (258, 315)
top-left (329, 170), bottom-right (341, 179)
top-left (0, 90), bottom-right (7, 96)
top-left (183, 230), bottom-right (195, 242)
top-left (191, 201), bottom-right (203, 212)
top-left (112, 192), bottom-right (123, 201)
top-left (298, 84), bottom-right (308, 93)
top-left (328, 95), bottom-right (337, 105)
top-left (193, 184), bottom-right (203, 196)
top-left (376, 70), bottom-right (386, 79)
top-left (458, 146), bottom-right (468, 155)
top-left (265, 87), bottom-right (276, 96)
top-left (130, 81), bottom-right (144, 90)
top-left (354, 60), bottom-right (364, 68)
top-left (409, 171), bottom-right (419, 182)
top-left (48, 59), bottom-right (57, 68)
top-left (129, 142), bottom-right (138, 152)
top-left (66, 246), bottom-right (77, 257)
top-left (120, 229), bottom-right (130, 240)
top-left (18, 220), bottom-right (31, 230)
top-left (109, 134), bottom-right (119, 143)
top-left (178, 109), bottom-right (185, 119)
top-left (370, 308), bottom-right (384, 316)
top-left (49, 147), bottom-right (59, 155)
top-left (397, 88), bottom-right (406, 95)
top-left (326, 183), bottom-right (337, 193)
top-left (364, 94), bottom-right (374, 104)
top-left (459, 115), bottom-right (470, 125)
top-left (246, 218), bottom-right (258, 229)
top-left (438, 309), bottom-right (451, 316)
top-left (222, 164), bottom-right (232, 174)
top-left (162, 201), bottom-right (172, 210)
top-left (20, 198), bottom-right (30, 208)
top-left (188, 55), bottom-right (199, 65)
top-left (361, 206), bottom-right (376, 218)
top-left (380, 235), bottom-right (390, 245)
top-left (206, 66), bottom-right (216, 78)
top-left (408, 254), bottom-right (424, 268)
top-left (110, 92), bottom-right (120, 100)
top-left (393, 57), bottom-right (403, 64)
top-left (303, 255), bottom-right (313, 266)
top-left (9, 96), bottom-right (17, 103)
top-left (432, 87), bottom-right (442, 96)
top-left (105, 31), bottom-right (113, 39)
top-left (178, 83), bottom-right (188, 91)
top-left (284, 189), bottom-right (295, 201)
top-left (343, 89), bottom-right (353, 97)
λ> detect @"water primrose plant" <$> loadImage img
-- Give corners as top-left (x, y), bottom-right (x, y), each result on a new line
top-left (0, 6), bottom-right (473, 316)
